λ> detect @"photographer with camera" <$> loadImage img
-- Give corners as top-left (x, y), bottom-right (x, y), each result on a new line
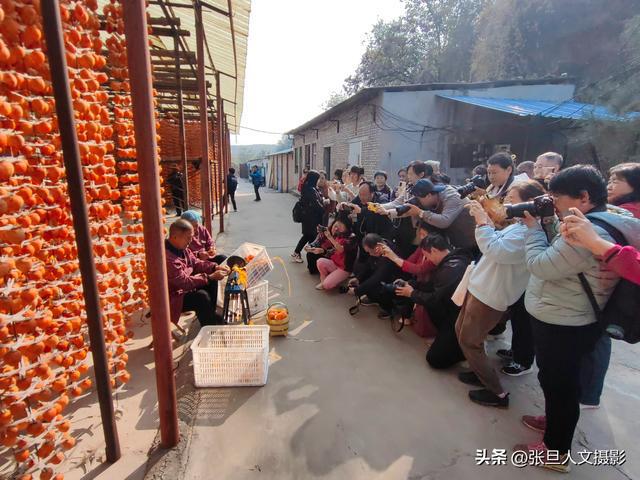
top-left (347, 233), bottom-right (402, 315)
top-left (380, 221), bottom-right (437, 336)
top-left (308, 217), bottom-right (357, 291)
top-left (292, 170), bottom-right (325, 264)
top-left (396, 179), bottom-right (478, 253)
top-left (393, 234), bottom-right (472, 368)
top-left (514, 165), bottom-right (624, 465)
top-left (454, 180), bottom-right (546, 410)
top-left (533, 151), bottom-right (563, 188)
top-left (338, 181), bottom-right (394, 243)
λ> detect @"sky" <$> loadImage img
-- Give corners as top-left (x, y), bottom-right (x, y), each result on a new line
top-left (232, 0), bottom-right (404, 146)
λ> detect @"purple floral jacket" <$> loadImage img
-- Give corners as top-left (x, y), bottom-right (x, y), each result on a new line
top-left (165, 239), bottom-right (217, 324)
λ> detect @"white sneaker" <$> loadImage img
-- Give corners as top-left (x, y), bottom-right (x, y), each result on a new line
top-left (580, 403), bottom-right (600, 410)
top-left (315, 283), bottom-right (324, 290)
top-left (291, 253), bottom-right (303, 263)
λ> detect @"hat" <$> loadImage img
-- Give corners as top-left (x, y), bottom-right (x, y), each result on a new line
top-left (412, 179), bottom-right (446, 197)
top-left (181, 210), bottom-right (202, 223)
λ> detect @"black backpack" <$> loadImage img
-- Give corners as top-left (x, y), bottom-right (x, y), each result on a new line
top-left (292, 199), bottom-right (304, 223)
top-left (578, 217), bottom-right (640, 344)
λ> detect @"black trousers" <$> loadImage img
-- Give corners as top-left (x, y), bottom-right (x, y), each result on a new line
top-left (427, 323), bottom-right (465, 369)
top-left (306, 251), bottom-right (323, 274)
top-left (509, 294), bottom-right (535, 368)
top-left (228, 190), bottom-right (237, 211)
top-left (182, 281), bottom-right (222, 327)
top-left (295, 233), bottom-right (316, 254)
top-left (171, 191), bottom-right (185, 215)
top-left (531, 317), bottom-right (600, 453)
top-left (253, 184), bottom-right (261, 200)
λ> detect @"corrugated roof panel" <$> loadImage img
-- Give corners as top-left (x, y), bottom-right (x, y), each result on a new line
top-left (437, 94), bottom-right (640, 122)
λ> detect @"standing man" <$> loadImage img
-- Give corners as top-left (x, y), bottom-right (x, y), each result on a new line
top-left (167, 167), bottom-right (186, 216)
top-left (227, 167), bottom-right (238, 211)
top-left (250, 165), bottom-right (263, 202)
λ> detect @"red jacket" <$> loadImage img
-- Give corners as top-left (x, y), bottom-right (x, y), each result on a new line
top-left (402, 248), bottom-right (435, 283)
top-left (603, 245), bottom-right (640, 285)
top-left (619, 201), bottom-right (640, 219)
top-left (165, 240), bottom-right (217, 325)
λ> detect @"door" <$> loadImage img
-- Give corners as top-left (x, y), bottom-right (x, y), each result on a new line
top-left (323, 147), bottom-right (331, 176)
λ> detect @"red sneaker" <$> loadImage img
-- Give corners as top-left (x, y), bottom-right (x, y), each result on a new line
top-left (522, 414), bottom-right (546, 433)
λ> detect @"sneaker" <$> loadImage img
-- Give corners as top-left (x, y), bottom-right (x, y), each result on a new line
top-left (469, 389), bottom-right (509, 409)
top-left (501, 361), bottom-right (533, 376)
top-left (496, 348), bottom-right (513, 361)
top-left (291, 253), bottom-right (303, 263)
top-left (315, 283), bottom-right (324, 290)
top-left (512, 441), bottom-right (571, 473)
top-left (458, 371), bottom-right (483, 387)
top-left (522, 414), bottom-right (546, 433)
top-left (359, 296), bottom-right (379, 307)
top-left (579, 403), bottom-right (600, 410)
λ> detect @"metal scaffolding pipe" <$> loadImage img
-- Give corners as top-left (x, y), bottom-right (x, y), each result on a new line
top-left (121, 0), bottom-right (179, 448)
top-left (41, 0), bottom-right (121, 462)
top-left (195, 0), bottom-right (213, 233)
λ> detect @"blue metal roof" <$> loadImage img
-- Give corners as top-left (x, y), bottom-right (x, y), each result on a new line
top-left (437, 94), bottom-right (640, 122)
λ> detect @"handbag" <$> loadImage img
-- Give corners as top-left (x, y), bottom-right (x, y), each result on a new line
top-left (451, 261), bottom-right (475, 307)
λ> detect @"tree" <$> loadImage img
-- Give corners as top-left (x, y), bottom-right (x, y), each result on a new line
top-left (275, 134), bottom-right (293, 150)
top-left (344, 0), bottom-right (486, 93)
top-left (321, 91), bottom-right (348, 110)
top-left (471, 0), bottom-right (640, 82)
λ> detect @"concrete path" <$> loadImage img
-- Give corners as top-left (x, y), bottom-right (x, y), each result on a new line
top-left (158, 181), bottom-right (640, 480)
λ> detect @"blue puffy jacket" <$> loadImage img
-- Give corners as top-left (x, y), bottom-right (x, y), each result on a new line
top-left (250, 171), bottom-right (263, 186)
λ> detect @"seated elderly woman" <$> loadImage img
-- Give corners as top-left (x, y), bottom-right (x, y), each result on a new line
top-left (165, 219), bottom-right (229, 327)
top-left (181, 210), bottom-right (226, 264)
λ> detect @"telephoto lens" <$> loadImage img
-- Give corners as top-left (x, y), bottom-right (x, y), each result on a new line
top-left (505, 194), bottom-right (554, 219)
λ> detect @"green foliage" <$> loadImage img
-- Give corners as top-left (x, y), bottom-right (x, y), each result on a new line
top-left (321, 91), bottom-right (348, 110)
top-left (344, 0), bottom-right (486, 93)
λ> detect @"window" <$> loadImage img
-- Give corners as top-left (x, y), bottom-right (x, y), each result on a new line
top-left (311, 143), bottom-right (317, 170)
top-left (294, 147), bottom-right (301, 173)
top-left (304, 144), bottom-right (311, 170)
top-left (323, 146), bottom-right (331, 175)
top-left (348, 141), bottom-right (362, 166)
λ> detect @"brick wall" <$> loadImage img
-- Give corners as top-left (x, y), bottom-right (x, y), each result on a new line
top-left (292, 99), bottom-right (383, 181)
top-left (158, 119), bottom-right (222, 211)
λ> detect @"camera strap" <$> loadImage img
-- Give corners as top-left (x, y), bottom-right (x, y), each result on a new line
top-left (576, 216), bottom-right (627, 327)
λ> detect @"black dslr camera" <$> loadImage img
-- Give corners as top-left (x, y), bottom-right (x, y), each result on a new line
top-left (505, 194), bottom-right (555, 219)
top-left (457, 174), bottom-right (489, 199)
top-left (380, 279), bottom-right (407, 295)
top-left (395, 197), bottom-right (419, 216)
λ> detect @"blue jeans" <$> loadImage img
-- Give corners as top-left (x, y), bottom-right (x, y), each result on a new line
top-left (579, 333), bottom-right (611, 406)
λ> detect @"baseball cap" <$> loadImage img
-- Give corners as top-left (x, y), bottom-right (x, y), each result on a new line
top-left (412, 179), bottom-right (446, 197)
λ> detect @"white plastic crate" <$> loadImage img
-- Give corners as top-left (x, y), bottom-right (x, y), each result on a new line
top-left (191, 325), bottom-right (270, 387)
top-left (223, 242), bottom-right (273, 287)
top-left (216, 279), bottom-right (269, 318)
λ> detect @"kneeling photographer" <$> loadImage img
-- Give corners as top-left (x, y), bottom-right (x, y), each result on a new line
top-left (391, 234), bottom-right (472, 369)
top-left (338, 182), bottom-right (394, 243)
top-left (347, 233), bottom-right (401, 316)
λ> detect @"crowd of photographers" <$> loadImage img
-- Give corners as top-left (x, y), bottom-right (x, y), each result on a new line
top-left (290, 152), bottom-right (640, 472)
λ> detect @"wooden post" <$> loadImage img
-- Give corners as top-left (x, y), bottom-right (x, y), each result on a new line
top-left (195, 0), bottom-right (213, 233)
top-left (121, 0), bottom-right (179, 448)
top-left (41, 0), bottom-right (121, 462)
top-left (174, 34), bottom-right (189, 207)
top-left (215, 73), bottom-right (225, 233)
